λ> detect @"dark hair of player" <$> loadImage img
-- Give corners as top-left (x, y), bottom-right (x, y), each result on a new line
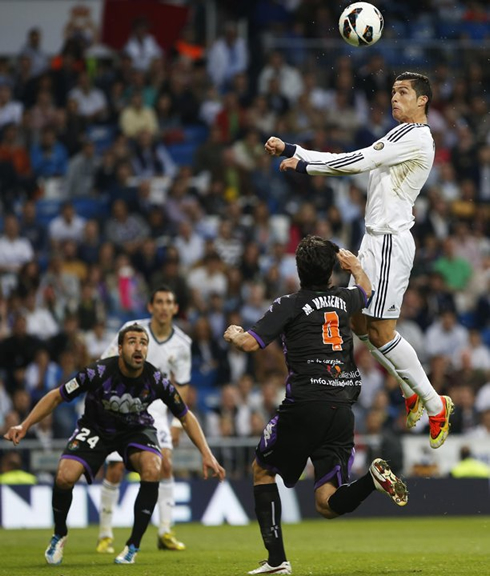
top-left (150, 285), bottom-right (176, 304)
top-left (295, 235), bottom-right (340, 291)
top-left (118, 323), bottom-right (149, 345)
top-left (395, 71), bottom-right (432, 114)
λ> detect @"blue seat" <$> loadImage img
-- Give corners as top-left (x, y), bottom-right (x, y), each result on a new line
top-left (86, 125), bottom-right (117, 155)
top-left (183, 125), bottom-right (208, 145)
top-left (35, 199), bottom-right (63, 226)
top-left (72, 196), bottom-right (110, 220)
top-left (167, 142), bottom-right (198, 167)
top-left (481, 327), bottom-right (490, 348)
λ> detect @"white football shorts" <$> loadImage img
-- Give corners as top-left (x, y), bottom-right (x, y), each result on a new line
top-left (350, 230), bottom-right (415, 319)
top-left (106, 400), bottom-right (172, 464)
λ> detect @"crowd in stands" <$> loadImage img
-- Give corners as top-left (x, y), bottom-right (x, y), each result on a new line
top-left (0, 0), bottom-right (490, 478)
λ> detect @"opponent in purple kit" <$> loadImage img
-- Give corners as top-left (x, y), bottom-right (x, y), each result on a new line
top-left (224, 236), bottom-right (408, 575)
top-left (4, 323), bottom-right (225, 566)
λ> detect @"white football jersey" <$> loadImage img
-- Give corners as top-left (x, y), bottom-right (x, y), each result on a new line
top-left (292, 123), bottom-right (435, 235)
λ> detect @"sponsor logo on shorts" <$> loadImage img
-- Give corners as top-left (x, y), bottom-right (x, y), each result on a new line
top-left (68, 440), bottom-right (80, 451)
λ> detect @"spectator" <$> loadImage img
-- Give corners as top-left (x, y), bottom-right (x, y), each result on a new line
top-left (30, 126), bottom-right (69, 178)
top-left (84, 319), bottom-right (113, 361)
top-left (0, 452), bottom-right (37, 485)
top-left (130, 129), bottom-right (177, 179)
top-left (119, 91), bottom-right (159, 138)
top-left (104, 198), bottom-right (150, 254)
top-left (48, 201), bottom-right (87, 246)
top-left (19, 27), bottom-right (49, 78)
top-left (25, 347), bottom-right (60, 404)
top-left (206, 22), bottom-right (248, 92)
top-left (68, 71), bottom-right (107, 123)
top-left (258, 50), bottom-right (304, 104)
top-left (450, 446), bottom-right (490, 478)
top-left (187, 252), bottom-right (228, 306)
top-left (173, 220), bottom-right (205, 273)
top-left (123, 17), bottom-right (163, 72)
top-left (0, 213), bottom-right (35, 280)
top-left (432, 237), bottom-right (473, 292)
top-left (425, 310), bottom-right (469, 367)
top-left (0, 312), bottom-right (41, 393)
top-left (0, 82), bottom-right (23, 129)
top-left (28, 89), bottom-right (58, 137)
top-left (65, 138), bottom-right (97, 197)
top-left (22, 289), bottom-right (59, 340)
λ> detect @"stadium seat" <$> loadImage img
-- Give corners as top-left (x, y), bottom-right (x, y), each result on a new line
top-left (481, 327), bottom-right (490, 348)
top-left (182, 125), bottom-right (209, 145)
top-left (167, 142), bottom-right (198, 167)
top-left (35, 198), bottom-right (64, 226)
top-left (86, 125), bottom-right (117, 155)
top-left (72, 196), bottom-right (111, 220)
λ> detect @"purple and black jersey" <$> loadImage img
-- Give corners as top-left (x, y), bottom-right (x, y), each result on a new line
top-left (249, 286), bottom-right (367, 404)
top-left (59, 357), bottom-right (188, 435)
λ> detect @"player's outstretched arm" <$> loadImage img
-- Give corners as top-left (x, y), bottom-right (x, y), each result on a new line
top-left (337, 249), bottom-right (372, 298)
top-left (180, 410), bottom-right (226, 481)
top-left (3, 388), bottom-right (64, 445)
top-left (264, 136), bottom-right (285, 156)
top-left (223, 325), bottom-right (259, 352)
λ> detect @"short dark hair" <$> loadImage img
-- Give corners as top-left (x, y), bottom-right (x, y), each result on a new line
top-left (295, 235), bottom-right (340, 290)
top-left (150, 285), bottom-right (176, 304)
top-left (395, 71), bottom-right (432, 114)
top-left (118, 323), bottom-right (148, 345)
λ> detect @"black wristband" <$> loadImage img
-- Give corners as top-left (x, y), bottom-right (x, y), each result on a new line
top-left (283, 143), bottom-right (296, 158)
top-left (296, 160), bottom-right (309, 174)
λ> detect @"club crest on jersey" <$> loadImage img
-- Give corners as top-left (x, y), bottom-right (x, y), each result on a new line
top-left (373, 142), bottom-right (384, 150)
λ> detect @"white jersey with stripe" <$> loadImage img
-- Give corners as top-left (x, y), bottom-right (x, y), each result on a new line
top-left (293, 123), bottom-right (435, 235)
top-left (101, 318), bottom-right (192, 420)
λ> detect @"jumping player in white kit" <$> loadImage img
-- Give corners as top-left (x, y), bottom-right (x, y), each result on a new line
top-left (96, 286), bottom-right (191, 553)
top-left (265, 71), bottom-right (453, 450)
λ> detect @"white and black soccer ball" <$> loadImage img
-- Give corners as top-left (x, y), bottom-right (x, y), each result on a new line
top-left (339, 2), bottom-right (384, 47)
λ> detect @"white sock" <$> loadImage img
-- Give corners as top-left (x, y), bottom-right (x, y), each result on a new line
top-left (358, 334), bottom-right (415, 399)
top-left (99, 479), bottom-right (120, 539)
top-left (379, 333), bottom-right (443, 415)
top-left (158, 478), bottom-right (174, 536)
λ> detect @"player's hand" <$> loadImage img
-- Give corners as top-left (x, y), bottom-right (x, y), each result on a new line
top-left (4, 424), bottom-right (27, 446)
top-left (202, 452), bottom-right (226, 482)
top-left (224, 325), bottom-right (244, 343)
top-left (279, 158), bottom-right (299, 172)
top-left (337, 249), bottom-right (361, 273)
top-left (171, 425), bottom-right (182, 447)
top-left (264, 136), bottom-right (285, 156)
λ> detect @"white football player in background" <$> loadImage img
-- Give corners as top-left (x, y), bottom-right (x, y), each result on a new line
top-left (265, 71), bottom-right (453, 451)
top-left (96, 285), bottom-right (192, 553)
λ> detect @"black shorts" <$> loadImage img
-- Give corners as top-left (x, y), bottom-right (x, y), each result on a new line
top-left (255, 401), bottom-right (355, 489)
top-left (60, 420), bottom-right (161, 484)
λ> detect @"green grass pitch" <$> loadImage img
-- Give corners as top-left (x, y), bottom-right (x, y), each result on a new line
top-left (1, 517), bottom-right (490, 576)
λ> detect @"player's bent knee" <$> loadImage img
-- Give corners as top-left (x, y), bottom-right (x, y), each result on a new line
top-left (315, 500), bottom-right (339, 520)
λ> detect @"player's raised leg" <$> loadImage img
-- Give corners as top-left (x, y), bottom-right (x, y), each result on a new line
top-left (369, 319), bottom-right (453, 448)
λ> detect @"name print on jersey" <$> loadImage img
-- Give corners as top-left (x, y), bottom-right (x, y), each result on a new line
top-left (302, 295), bottom-right (347, 316)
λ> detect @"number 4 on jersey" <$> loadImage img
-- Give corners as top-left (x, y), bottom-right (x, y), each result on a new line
top-left (322, 311), bottom-right (343, 351)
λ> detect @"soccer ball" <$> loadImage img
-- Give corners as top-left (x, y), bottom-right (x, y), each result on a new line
top-left (339, 2), bottom-right (384, 47)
